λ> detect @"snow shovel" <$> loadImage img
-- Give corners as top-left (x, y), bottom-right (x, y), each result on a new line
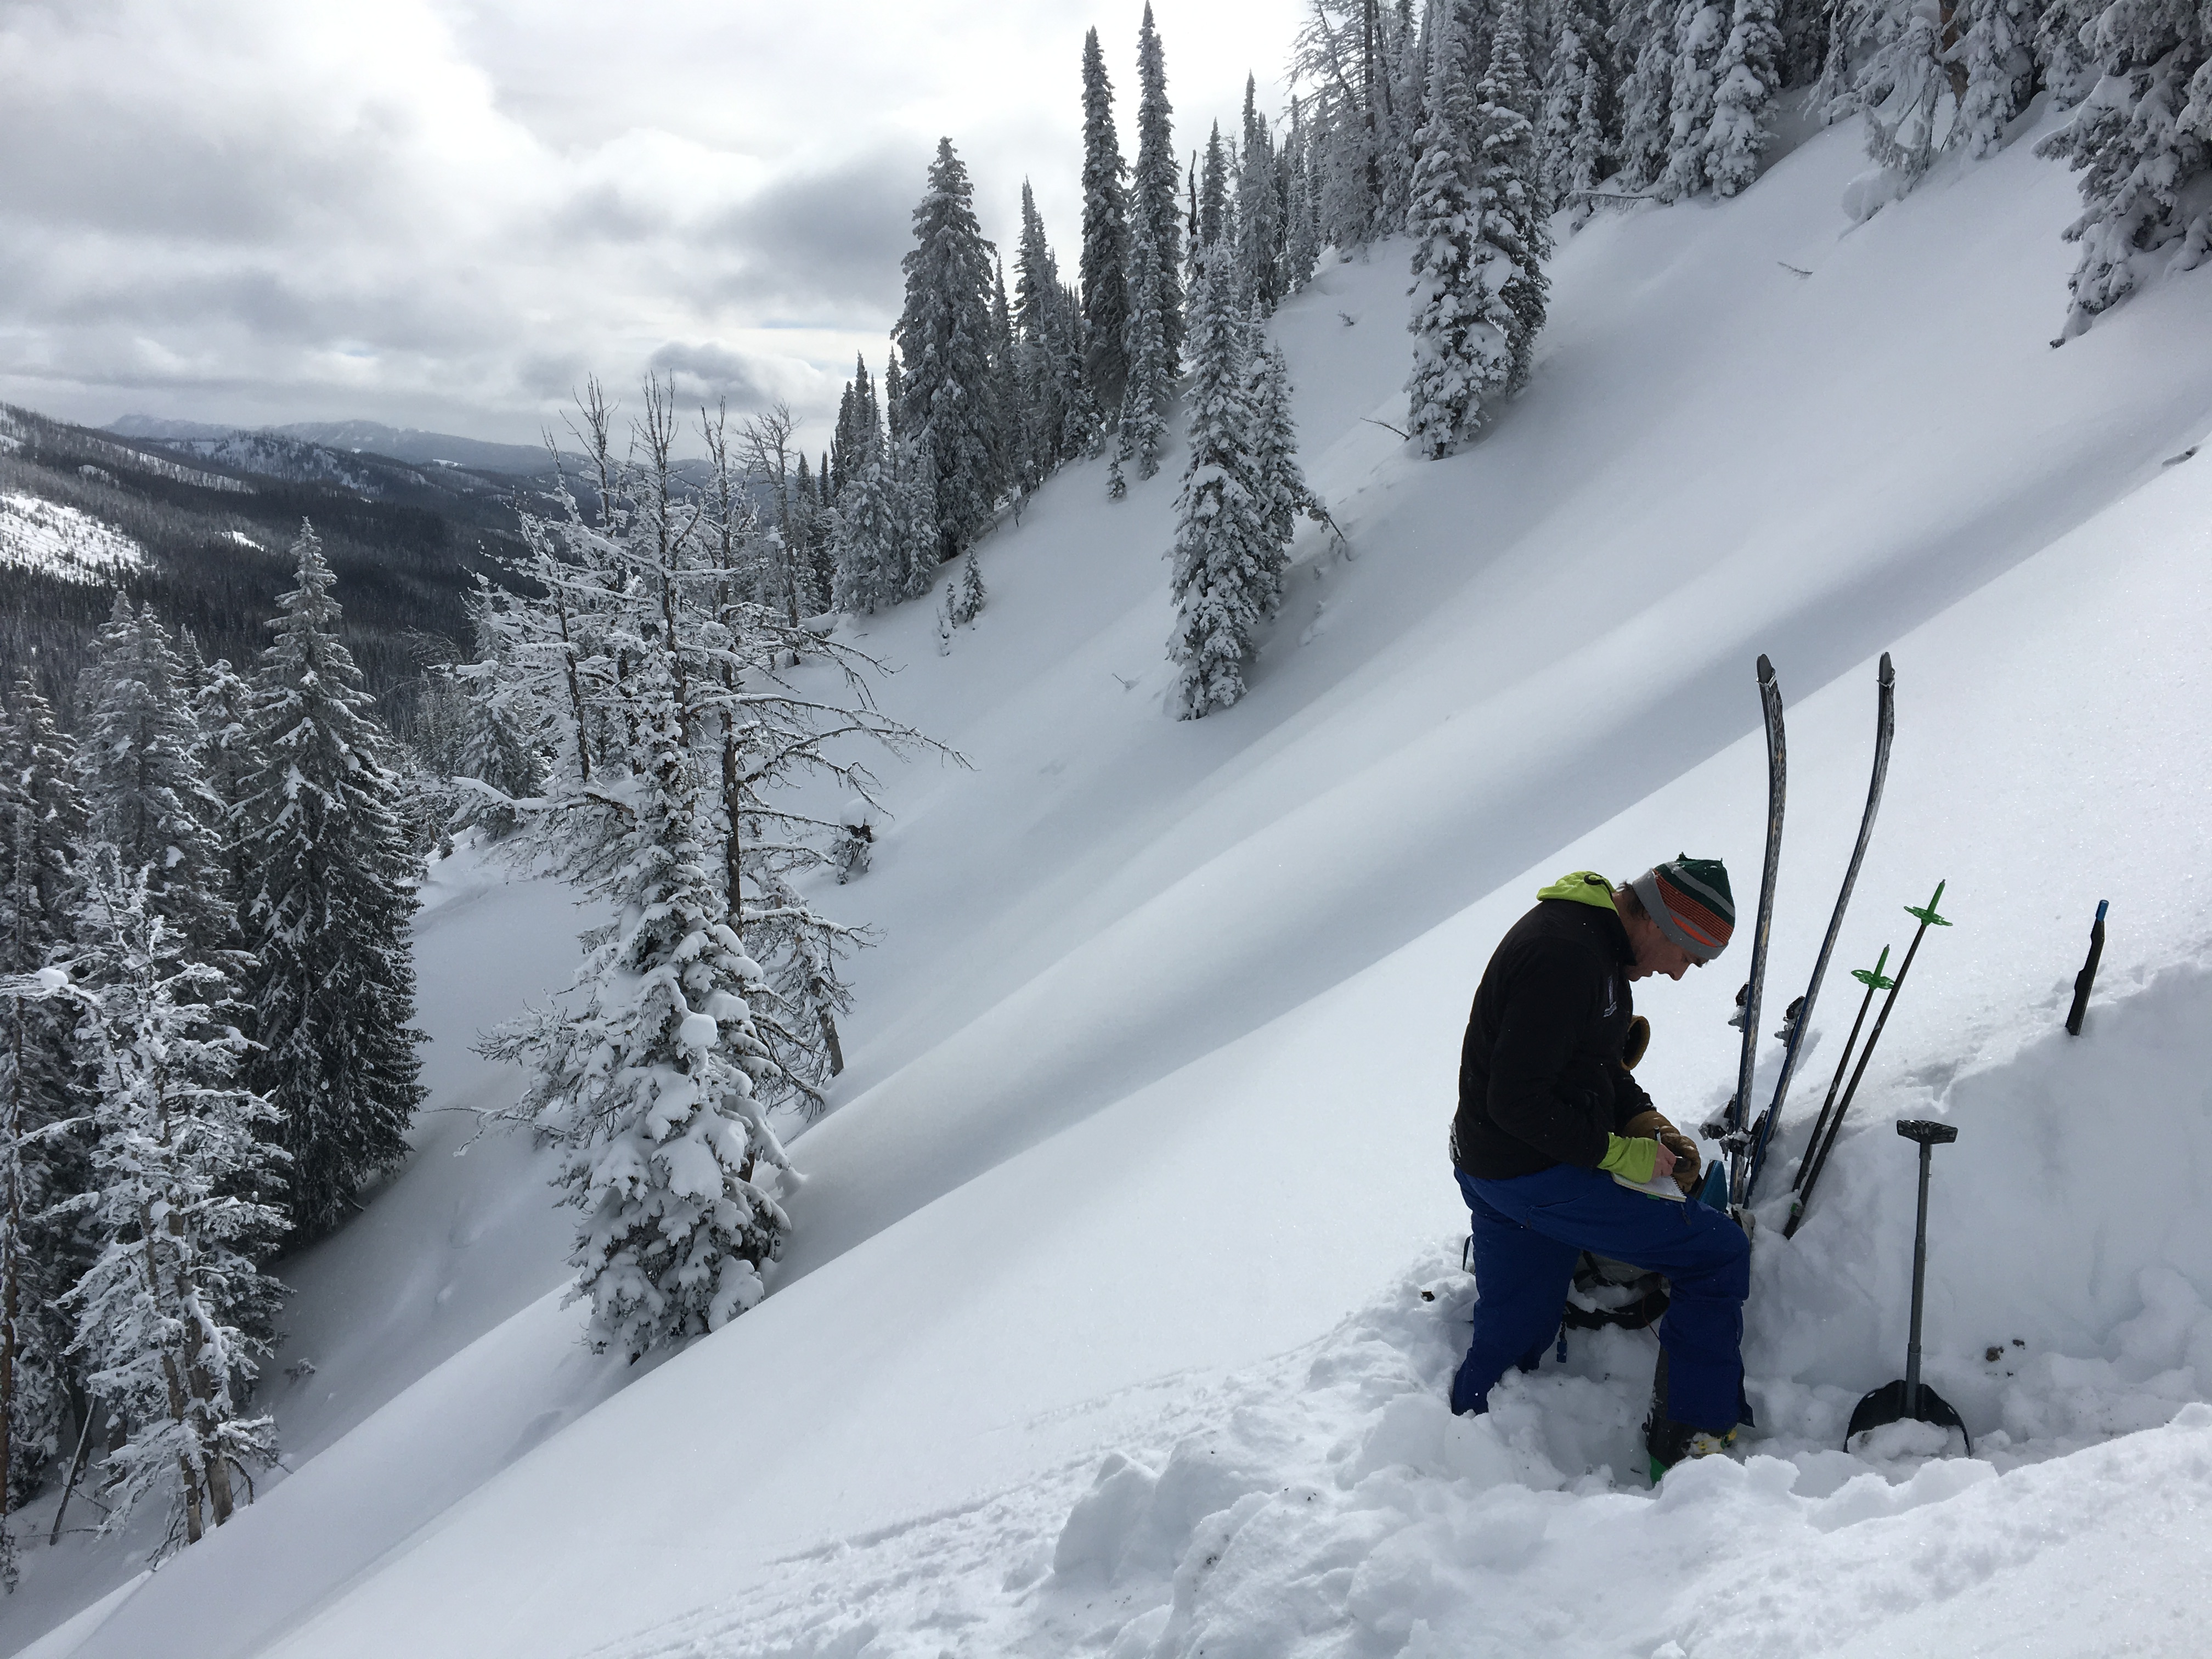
top-left (1846, 1119), bottom-right (1971, 1454)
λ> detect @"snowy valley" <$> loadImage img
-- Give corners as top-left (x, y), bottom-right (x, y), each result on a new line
top-left (7, 51), bottom-right (2212, 1659)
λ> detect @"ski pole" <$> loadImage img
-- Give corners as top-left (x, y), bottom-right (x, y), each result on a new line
top-left (1784, 881), bottom-right (1950, 1238)
top-left (1790, 944), bottom-right (1892, 1194)
top-left (2064, 900), bottom-right (2107, 1036)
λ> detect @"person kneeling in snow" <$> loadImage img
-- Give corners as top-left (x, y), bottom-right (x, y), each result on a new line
top-left (1448, 861), bottom-right (1751, 1475)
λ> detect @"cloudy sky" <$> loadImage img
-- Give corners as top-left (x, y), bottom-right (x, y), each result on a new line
top-left (0, 0), bottom-right (1300, 447)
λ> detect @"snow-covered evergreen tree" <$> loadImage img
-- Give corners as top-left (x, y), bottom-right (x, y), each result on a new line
top-left (191, 656), bottom-right (261, 927)
top-left (1133, 4), bottom-right (1186, 375)
top-left (1956, 0), bottom-right (2037, 157)
top-left (988, 261), bottom-right (1024, 499)
top-left (482, 385), bottom-right (943, 1335)
top-left (1166, 252), bottom-right (1274, 720)
top-left (2039, 4), bottom-right (2211, 337)
top-left (1704, 0), bottom-right (1784, 195)
top-left (237, 523), bottom-right (425, 1237)
top-left (2036, 0), bottom-right (2106, 107)
top-left (831, 352), bottom-right (882, 502)
top-left (1014, 182), bottom-right (1092, 482)
top-left (1081, 27), bottom-right (1135, 415)
top-left (1542, 0), bottom-right (1617, 212)
top-left (1407, 1), bottom-right (1490, 455)
top-left (64, 853), bottom-right (285, 1549)
top-left (1118, 213), bottom-right (1174, 482)
top-left (1243, 319), bottom-right (1312, 566)
top-left (1615, 0), bottom-right (1682, 189)
top-left (1476, 0), bottom-right (1555, 396)
top-left (1824, 0), bottom-right (2035, 188)
top-left (1199, 122), bottom-right (1233, 256)
top-left (894, 139), bottom-right (1003, 567)
top-left (789, 451), bottom-right (833, 616)
top-left (952, 553), bottom-right (987, 625)
top-left (450, 584), bottom-right (545, 842)
top-left (832, 454), bottom-right (907, 616)
top-left (0, 680), bottom-right (86, 1549)
top-left (1660, 0), bottom-right (1731, 198)
top-left (1237, 75), bottom-right (1285, 313)
top-left (895, 434), bottom-right (941, 602)
top-left (1290, 0), bottom-right (1423, 250)
top-left (489, 652), bottom-right (794, 1356)
top-left (1283, 97), bottom-right (1323, 289)
top-left (1833, 0), bottom-right (1959, 178)
top-left (74, 599), bottom-right (235, 963)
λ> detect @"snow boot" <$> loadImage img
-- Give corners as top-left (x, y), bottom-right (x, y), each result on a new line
top-left (1642, 1351), bottom-right (1740, 1482)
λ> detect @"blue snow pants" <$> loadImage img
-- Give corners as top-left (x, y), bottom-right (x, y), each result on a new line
top-left (1450, 1163), bottom-right (1751, 1431)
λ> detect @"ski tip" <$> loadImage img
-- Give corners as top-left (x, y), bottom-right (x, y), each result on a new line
top-left (1756, 653), bottom-right (1775, 681)
top-left (2094, 899), bottom-right (2109, 924)
top-left (1878, 650), bottom-right (1894, 682)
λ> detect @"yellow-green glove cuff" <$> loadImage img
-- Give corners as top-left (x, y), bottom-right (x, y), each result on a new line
top-left (1598, 1133), bottom-right (1659, 1185)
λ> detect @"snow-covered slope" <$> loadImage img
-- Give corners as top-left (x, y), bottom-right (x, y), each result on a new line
top-left (13, 105), bottom-right (2212, 1659)
top-left (0, 493), bottom-right (146, 582)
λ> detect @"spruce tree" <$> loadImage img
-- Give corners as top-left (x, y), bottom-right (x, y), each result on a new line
top-left (450, 586), bottom-right (544, 842)
top-left (832, 455), bottom-right (905, 616)
top-left (0, 680), bottom-right (86, 1554)
top-left (1615, 0), bottom-right (1681, 190)
top-left (192, 656), bottom-right (261, 926)
top-left (238, 523), bottom-right (425, 1237)
top-left (989, 260), bottom-right (1026, 495)
top-left (1237, 75), bottom-right (1284, 314)
top-left (2039, 7), bottom-right (2211, 338)
top-left (1542, 0), bottom-right (1616, 212)
top-left (492, 610), bottom-right (794, 1357)
top-left (1407, 4), bottom-right (1489, 455)
top-left (64, 854), bottom-right (285, 1548)
top-left (1660, 0), bottom-right (1729, 199)
top-left (1956, 0), bottom-right (2037, 159)
top-left (1704, 0), bottom-right (1784, 195)
top-left (1015, 181), bottom-right (1076, 482)
top-left (1166, 252), bottom-right (1271, 720)
top-left (1080, 27), bottom-right (1135, 414)
top-left (1133, 4), bottom-right (1186, 375)
top-left (1283, 98), bottom-right (1322, 291)
top-left (894, 139), bottom-right (1003, 566)
top-left (1475, 0), bottom-right (1554, 397)
top-left (1199, 121), bottom-right (1232, 254)
top-left (75, 599), bottom-right (234, 963)
top-left (1118, 213), bottom-right (1174, 482)
top-left (896, 434), bottom-right (943, 601)
top-left (1243, 319), bottom-right (1310, 568)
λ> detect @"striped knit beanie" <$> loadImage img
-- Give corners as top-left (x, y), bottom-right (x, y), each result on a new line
top-left (1630, 856), bottom-right (1735, 962)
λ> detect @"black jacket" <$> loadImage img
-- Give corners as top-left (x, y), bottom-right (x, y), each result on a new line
top-left (1452, 896), bottom-right (1654, 1180)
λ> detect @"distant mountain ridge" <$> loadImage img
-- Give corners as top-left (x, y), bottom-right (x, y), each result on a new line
top-left (108, 415), bottom-right (565, 477)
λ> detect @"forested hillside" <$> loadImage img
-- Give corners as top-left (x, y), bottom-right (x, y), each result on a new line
top-left (0, 404), bottom-right (523, 728)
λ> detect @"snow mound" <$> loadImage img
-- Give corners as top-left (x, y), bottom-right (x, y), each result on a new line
top-left (0, 492), bottom-right (146, 582)
top-left (572, 1217), bottom-right (2212, 1658)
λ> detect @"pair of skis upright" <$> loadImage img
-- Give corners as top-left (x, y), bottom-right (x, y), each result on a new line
top-left (1707, 651), bottom-right (1896, 1215)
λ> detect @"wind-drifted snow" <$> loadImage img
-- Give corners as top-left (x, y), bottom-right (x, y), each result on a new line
top-left (10, 100), bottom-right (2212, 1659)
top-left (0, 493), bottom-right (146, 582)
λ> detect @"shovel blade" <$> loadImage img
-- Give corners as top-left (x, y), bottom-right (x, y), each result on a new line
top-left (1845, 1378), bottom-right (1972, 1455)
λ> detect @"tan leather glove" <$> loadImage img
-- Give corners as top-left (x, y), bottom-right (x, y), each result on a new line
top-left (1623, 1108), bottom-right (1702, 1197)
top-left (1622, 1014), bottom-right (1651, 1070)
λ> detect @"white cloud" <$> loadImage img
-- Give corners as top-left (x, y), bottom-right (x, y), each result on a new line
top-left (0, 0), bottom-right (1302, 445)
